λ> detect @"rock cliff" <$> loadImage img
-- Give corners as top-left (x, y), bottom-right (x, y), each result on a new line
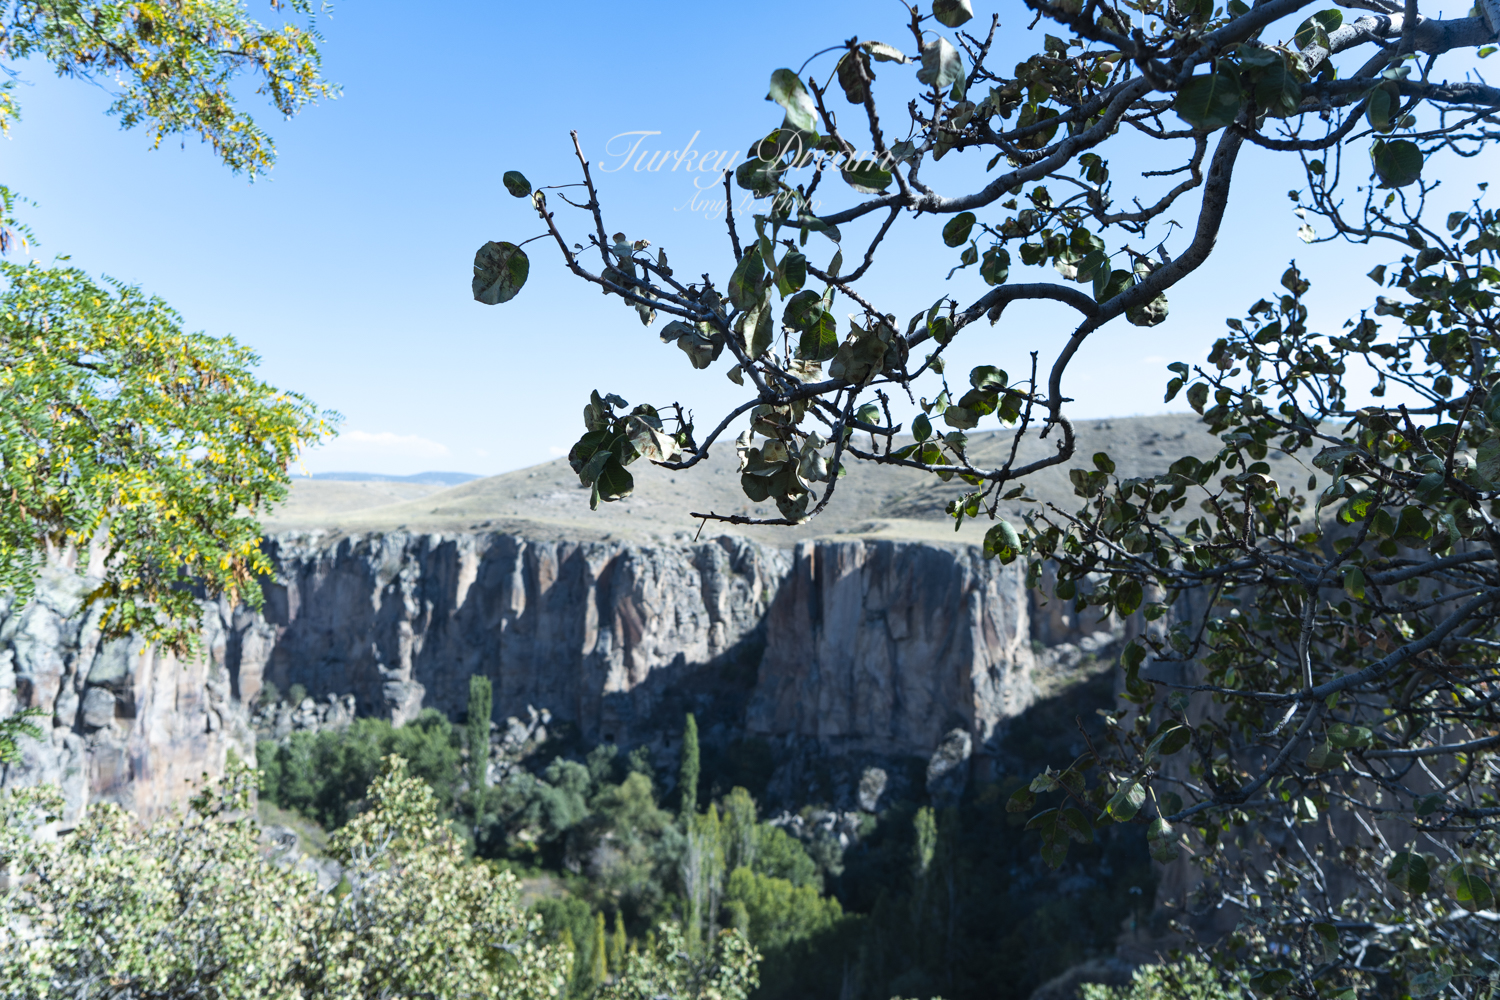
top-left (2, 530), bottom-right (1118, 822)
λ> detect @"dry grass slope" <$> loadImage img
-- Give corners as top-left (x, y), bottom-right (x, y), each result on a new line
top-left (266, 414), bottom-right (1311, 546)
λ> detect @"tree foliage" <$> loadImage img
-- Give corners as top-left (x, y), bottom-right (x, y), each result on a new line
top-left (476, 0), bottom-right (1500, 994)
top-left (0, 0), bottom-right (338, 175)
top-left (0, 0), bottom-right (338, 760)
top-left (0, 757), bottom-right (573, 999)
top-left (0, 260), bottom-right (329, 650)
top-left (477, 0), bottom-right (1500, 529)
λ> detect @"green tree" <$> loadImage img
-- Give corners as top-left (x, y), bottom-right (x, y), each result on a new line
top-left (475, 1), bottom-right (1500, 994)
top-left (0, 261), bottom-right (329, 649)
top-left (0, 757), bottom-right (577, 999)
top-left (467, 673), bottom-right (494, 788)
top-left (0, 0), bottom-right (339, 762)
top-left (598, 923), bottom-right (759, 1000)
top-left (1081, 957), bottom-right (1247, 1000)
top-left (679, 712), bottom-right (700, 820)
top-left (0, 0), bottom-right (337, 176)
top-left (609, 913), bottom-right (628, 978)
top-left (592, 910), bottom-right (609, 986)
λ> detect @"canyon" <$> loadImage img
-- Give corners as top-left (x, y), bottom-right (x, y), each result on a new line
top-left (0, 529), bottom-right (1122, 823)
top-left (4, 417), bottom-right (1259, 822)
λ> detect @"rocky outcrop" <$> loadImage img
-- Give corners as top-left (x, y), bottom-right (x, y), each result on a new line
top-left (0, 566), bottom-right (259, 823)
top-left (2, 530), bottom-right (1119, 821)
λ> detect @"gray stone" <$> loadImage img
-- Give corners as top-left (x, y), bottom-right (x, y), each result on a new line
top-left (86, 639), bottom-right (134, 689)
top-left (925, 728), bottom-right (973, 805)
top-left (857, 767), bottom-right (888, 812)
top-left (80, 686), bottom-right (117, 730)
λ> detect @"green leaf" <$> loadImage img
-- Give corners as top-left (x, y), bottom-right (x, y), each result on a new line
top-left (917, 36), bottom-right (964, 90)
top-left (1445, 864), bottom-right (1495, 912)
top-left (783, 289), bottom-right (824, 331)
top-left (1365, 86), bottom-right (1394, 132)
top-left (970, 366), bottom-right (1007, 391)
top-left (1476, 437), bottom-right (1500, 486)
top-left (749, 302), bottom-right (774, 360)
top-left (1106, 779), bottom-right (1146, 822)
top-left (913, 413), bottom-right (932, 441)
top-left (1093, 451), bottom-right (1115, 473)
top-left (1294, 9), bottom-right (1343, 47)
top-left (502, 170), bottom-right (531, 198)
top-left (983, 520), bottom-right (1022, 562)
top-left (1387, 851), bottom-right (1431, 894)
top-left (1156, 723), bottom-right (1192, 756)
top-left (777, 250), bottom-right (808, 296)
top-left (932, 0), bottom-right (973, 27)
top-left (1147, 817), bottom-right (1179, 862)
top-left (980, 247), bottom-right (1010, 285)
top-left (943, 405), bottom-right (978, 430)
top-left (1371, 139), bottom-right (1423, 188)
top-left (1174, 72), bottom-right (1243, 130)
top-left (841, 161), bottom-right (893, 193)
top-left (472, 241), bottom-right (530, 305)
top-left (1115, 579), bottom-right (1144, 616)
top-left (1248, 969), bottom-right (1294, 997)
top-left (863, 41), bottom-right (910, 63)
top-left (1095, 268), bottom-right (1132, 303)
top-left (797, 312), bottom-right (839, 363)
top-left (1326, 723), bottom-right (1374, 749)
top-left (1342, 565), bottom-right (1366, 600)
top-left (943, 212), bottom-right (977, 247)
top-left (836, 50), bottom-right (873, 105)
top-left (768, 68), bottom-right (818, 133)
top-left (1252, 54), bottom-right (1302, 116)
top-left (728, 246), bottom-right (766, 311)
top-left (1410, 967), bottom-right (1453, 998)
top-left (1006, 785), bottom-right (1036, 813)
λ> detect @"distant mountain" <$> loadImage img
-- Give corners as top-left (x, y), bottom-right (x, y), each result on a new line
top-left (307, 471), bottom-right (481, 486)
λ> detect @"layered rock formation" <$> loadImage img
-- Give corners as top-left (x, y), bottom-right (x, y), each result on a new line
top-left (0, 566), bottom-right (260, 823)
top-left (2, 530), bottom-right (1119, 822)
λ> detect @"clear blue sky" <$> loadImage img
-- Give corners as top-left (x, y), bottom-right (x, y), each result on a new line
top-left (3, 1), bottom-right (1487, 475)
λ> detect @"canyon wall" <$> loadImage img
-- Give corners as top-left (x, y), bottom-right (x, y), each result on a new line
top-left (1, 530), bottom-right (1118, 822)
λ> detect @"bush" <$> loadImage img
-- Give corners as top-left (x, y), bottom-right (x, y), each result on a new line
top-left (0, 758), bottom-right (574, 999)
top-left (257, 710), bottom-right (460, 830)
top-left (1080, 958), bottom-right (1247, 1000)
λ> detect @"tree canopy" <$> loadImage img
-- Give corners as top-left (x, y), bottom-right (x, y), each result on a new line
top-left (479, 0), bottom-right (1500, 995)
top-left (0, 1), bottom-right (338, 761)
top-left (0, 0), bottom-right (337, 175)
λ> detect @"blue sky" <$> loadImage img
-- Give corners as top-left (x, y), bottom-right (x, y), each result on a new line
top-left (3, 0), bottom-right (1488, 475)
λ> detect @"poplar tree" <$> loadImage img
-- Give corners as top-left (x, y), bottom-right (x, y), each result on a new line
top-left (592, 910), bottom-right (609, 985)
top-left (466, 674), bottom-right (493, 788)
top-left (679, 713), bottom-right (700, 820)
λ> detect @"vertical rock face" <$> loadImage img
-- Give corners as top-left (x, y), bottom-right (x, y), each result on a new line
top-left (254, 532), bottom-right (792, 744)
top-left (747, 539), bottom-right (1040, 756)
top-left (2, 530), bottom-right (1100, 820)
top-left (0, 567), bottom-right (258, 823)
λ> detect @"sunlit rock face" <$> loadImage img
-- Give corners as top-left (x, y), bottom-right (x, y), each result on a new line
top-left (0, 566), bottom-right (260, 823)
top-left (1, 531), bottom-right (1114, 821)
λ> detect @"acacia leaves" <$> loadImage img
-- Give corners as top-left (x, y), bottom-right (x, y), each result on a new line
top-left (472, 240), bottom-right (530, 304)
top-left (0, 260), bottom-right (327, 652)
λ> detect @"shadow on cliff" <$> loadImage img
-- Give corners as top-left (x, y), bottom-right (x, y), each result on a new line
top-left (759, 657), bottom-right (1156, 1000)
